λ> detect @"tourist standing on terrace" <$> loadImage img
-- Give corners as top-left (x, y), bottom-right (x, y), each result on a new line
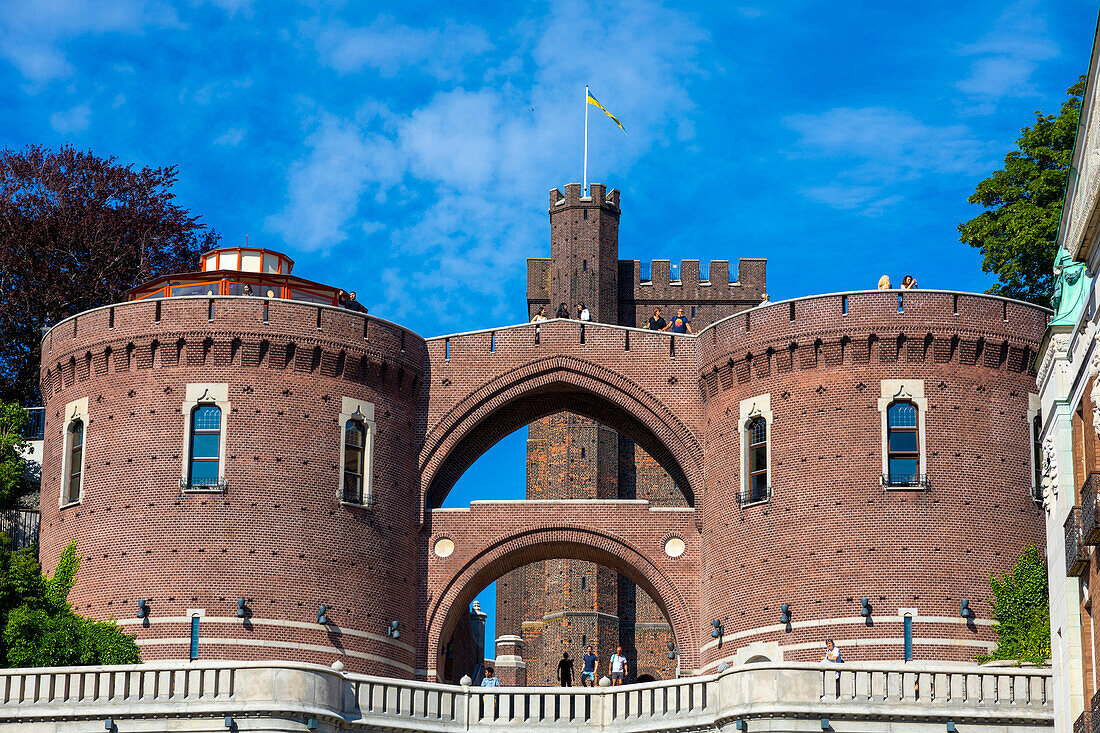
top-left (646, 307), bottom-right (667, 331)
top-left (555, 302), bottom-right (570, 319)
top-left (668, 307), bottom-right (692, 334)
top-left (557, 652), bottom-right (574, 687)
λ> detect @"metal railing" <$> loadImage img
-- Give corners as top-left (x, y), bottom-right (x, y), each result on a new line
top-left (699, 262), bottom-right (711, 282)
top-left (1083, 472), bottom-right (1100, 544)
top-left (179, 477), bottom-right (227, 493)
top-left (1067, 507), bottom-right (1089, 577)
top-left (0, 510), bottom-right (39, 553)
top-left (23, 407), bottom-right (44, 441)
top-left (881, 473), bottom-right (931, 490)
top-left (639, 262), bottom-right (652, 282)
top-left (738, 485), bottom-right (772, 507)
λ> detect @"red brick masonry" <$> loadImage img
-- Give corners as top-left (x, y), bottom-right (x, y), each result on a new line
top-left (38, 287), bottom-right (1047, 680)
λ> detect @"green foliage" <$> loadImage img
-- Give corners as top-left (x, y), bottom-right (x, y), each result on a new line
top-left (958, 76), bottom-right (1086, 305)
top-left (978, 545), bottom-right (1050, 665)
top-left (0, 541), bottom-right (139, 668)
top-left (0, 401), bottom-right (26, 511)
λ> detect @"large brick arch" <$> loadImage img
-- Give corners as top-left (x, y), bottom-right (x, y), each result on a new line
top-left (421, 355), bottom-right (703, 509)
top-left (424, 525), bottom-right (699, 679)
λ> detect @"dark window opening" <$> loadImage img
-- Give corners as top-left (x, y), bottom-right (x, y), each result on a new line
top-left (746, 417), bottom-right (768, 503)
top-left (66, 419), bottom-right (84, 503)
top-left (344, 419), bottom-right (367, 504)
top-left (886, 401), bottom-right (920, 486)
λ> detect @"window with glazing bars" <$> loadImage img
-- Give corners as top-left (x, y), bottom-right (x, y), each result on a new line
top-left (747, 417), bottom-right (768, 502)
top-left (67, 419), bottom-right (84, 503)
top-left (344, 419), bottom-right (366, 503)
top-left (887, 401), bottom-right (919, 484)
top-left (188, 405), bottom-right (221, 486)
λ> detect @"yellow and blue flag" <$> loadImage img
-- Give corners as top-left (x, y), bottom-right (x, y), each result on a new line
top-left (587, 90), bottom-right (626, 134)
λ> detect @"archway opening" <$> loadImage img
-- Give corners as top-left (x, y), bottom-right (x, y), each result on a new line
top-left (441, 406), bottom-right (691, 672)
top-left (426, 382), bottom-right (697, 510)
top-left (438, 555), bottom-right (679, 687)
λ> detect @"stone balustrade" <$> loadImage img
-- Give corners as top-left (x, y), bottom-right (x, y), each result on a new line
top-left (1, 660), bottom-right (1052, 732)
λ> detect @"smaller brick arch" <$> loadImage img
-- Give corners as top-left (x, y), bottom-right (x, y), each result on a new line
top-left (424, 526), bottom-right (699, 680)
top-left (421, 356), bottom-right (703, 509)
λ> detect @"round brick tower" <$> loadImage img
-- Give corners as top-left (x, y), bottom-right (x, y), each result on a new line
top-left (694, 290), bottom-right (1048, 669)
top-left (37, 250), bottom-right (425, 677)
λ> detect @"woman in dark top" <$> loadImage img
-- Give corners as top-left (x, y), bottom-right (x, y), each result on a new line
top-left (555, 303), bottom-right (570, 319)
top-left (646, 307), bottom-right (667, 331)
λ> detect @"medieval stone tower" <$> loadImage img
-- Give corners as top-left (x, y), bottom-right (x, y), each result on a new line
top-left (495, 183), bottom-right (767, 684)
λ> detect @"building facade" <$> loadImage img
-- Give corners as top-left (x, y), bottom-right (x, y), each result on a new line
top-left (1037, 18), bottom-right (1100, 733)
top-left (35, 182), bottom-right (1047, 687)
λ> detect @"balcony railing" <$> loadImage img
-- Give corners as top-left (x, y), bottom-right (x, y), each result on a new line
top-left (1067, 507), bottom-right (1089, 577)
top-left (738, 485), bottom-right (772, 507)
top-left (639, 262), bottom-right (652, 282)
top-left (881, 473), bottom-right (931, 490)
top-left (179, 477), bottom-right (227, 493)
top-left (22, 407), bottom-right (44, 441)
top-left (1083, 473), bottom-right (1100, 544)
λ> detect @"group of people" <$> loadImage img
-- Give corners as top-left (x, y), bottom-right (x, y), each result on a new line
top-left (530, 304), bottom-right (694, 335)
top-left (877, 275), bottom-right (918, 290)
top-left (531, 302), bottom-right (592, 321)
top-left (480, 645), bottom-right (631, 687)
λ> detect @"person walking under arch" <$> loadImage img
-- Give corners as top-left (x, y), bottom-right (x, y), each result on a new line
top-left (609, 646), bottom-right (628, 686)
top-left (581, 645), bottom-right (598, 687)
top-left (557, 651), bottom-right (574, 687)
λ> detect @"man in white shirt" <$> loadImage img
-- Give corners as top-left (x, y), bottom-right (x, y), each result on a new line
top-left (609, 646), bottom-right (628, 686)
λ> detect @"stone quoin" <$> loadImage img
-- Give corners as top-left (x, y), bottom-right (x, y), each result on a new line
top-left (35, 183), bottom-right (1048, 684)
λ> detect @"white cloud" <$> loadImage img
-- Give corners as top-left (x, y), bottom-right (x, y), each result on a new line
top-left (213, 126), bottom-right (246, 146)
top-left (315, 17), bottom-right (493, 80)
top-left (784, 107), bottom-right (995, 214)
top-left (0, 0), bottom-right (178, 82)
top-left (49, 101), bottom-right (92, 134)
top-left (954, 0), bottom-right (1058, 108)
top-left (272, 0), bottom-right (709, 325)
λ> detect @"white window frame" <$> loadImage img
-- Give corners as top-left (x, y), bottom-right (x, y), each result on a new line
top-left (181, 383), bottom-right (230, 492)
top-left (1027, 393), bottom-right (1042, 500)
top-left (59, 397), bottom-right (89, 508)
top-left (878, 380), bottom-right (927, 487)
top-left (738, 393), bottom-right (772, 505)
top-left (339, 397), bottom-right (376, 507)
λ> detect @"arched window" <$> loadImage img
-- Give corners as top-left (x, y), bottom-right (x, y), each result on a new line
top-left (343, 419), bottom-right (366, 504)
top-left (887, 401), bottom-right (919, 485)
top-left (188, 404), bottom-right (222, 487)
top-left (747, 417), bottom-right (768, 502)
top-left (66, 419), bottom-right (84, 504)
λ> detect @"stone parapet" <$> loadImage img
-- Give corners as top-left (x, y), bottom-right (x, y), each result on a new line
top-left (0, 660), bottom-right (1053, 732)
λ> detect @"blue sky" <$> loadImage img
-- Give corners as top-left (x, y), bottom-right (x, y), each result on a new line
top-left (3, 0), bottom-right (1096, 655)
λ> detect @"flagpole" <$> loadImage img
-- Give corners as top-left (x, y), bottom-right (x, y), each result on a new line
top-left (583, 84), bottom-right (589, 195)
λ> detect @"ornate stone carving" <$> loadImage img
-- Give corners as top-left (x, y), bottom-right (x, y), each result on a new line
top-left (1041, 435), bottom-right (1059, 512)
top-left (1050, 246), bottom-right (1090, 326)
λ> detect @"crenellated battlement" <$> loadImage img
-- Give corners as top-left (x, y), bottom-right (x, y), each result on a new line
top-left (39, 296), bottom-right (427, 401)
top-left (548, 182), bottom-right (620, 211)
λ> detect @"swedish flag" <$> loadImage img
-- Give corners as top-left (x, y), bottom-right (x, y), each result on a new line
top-left (587, 90), bottom-right (626, 134)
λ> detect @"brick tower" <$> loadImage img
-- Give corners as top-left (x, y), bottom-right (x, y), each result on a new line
top-left (498, 182), bottom-right (766, 684)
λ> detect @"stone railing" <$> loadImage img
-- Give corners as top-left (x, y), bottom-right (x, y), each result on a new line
top-left (0, 660), bottom-right (1052, 732)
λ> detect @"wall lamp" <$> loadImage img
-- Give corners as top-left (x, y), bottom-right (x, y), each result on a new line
top-left (224, 716), bottom-right (234, 729)
top-left (946, 723), bottom-right (957, 733)
top-left (821, 718), bottom-right (832, 731)
top-left (317, 605), bottom-right (328, 625)
top-left (104, 718), bottom-right (114, 731)
top-left (779, 604), bottom-right (791, 625)
top-left (306, 718), bottom-right (318, 730)
top-left (236, 599), bottom-right (246, 618)
top-left (735, 720), bottom-right (746, 731)
top-left (136, 599), bottom-right (149, 619)
top-left (960, 600), bottom-right (974, 619)
top-left (711, 619), bottom-right (724, 638)
top-left (667, 641), bottom-right (677, 660)
top-left (386, 620), bottom-right (400, 639)
top-left (860, 598), bottom-right (872, 618)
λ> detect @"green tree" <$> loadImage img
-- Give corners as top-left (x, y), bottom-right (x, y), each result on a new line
top-left (959, 76), bottom-right (1086, 305)
top-left (0, 402), bottom-right (27, 511)
top-left (978, 545), bottom-right (1050, 665)
top-left (0, 541), bottom-right (139, 667)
